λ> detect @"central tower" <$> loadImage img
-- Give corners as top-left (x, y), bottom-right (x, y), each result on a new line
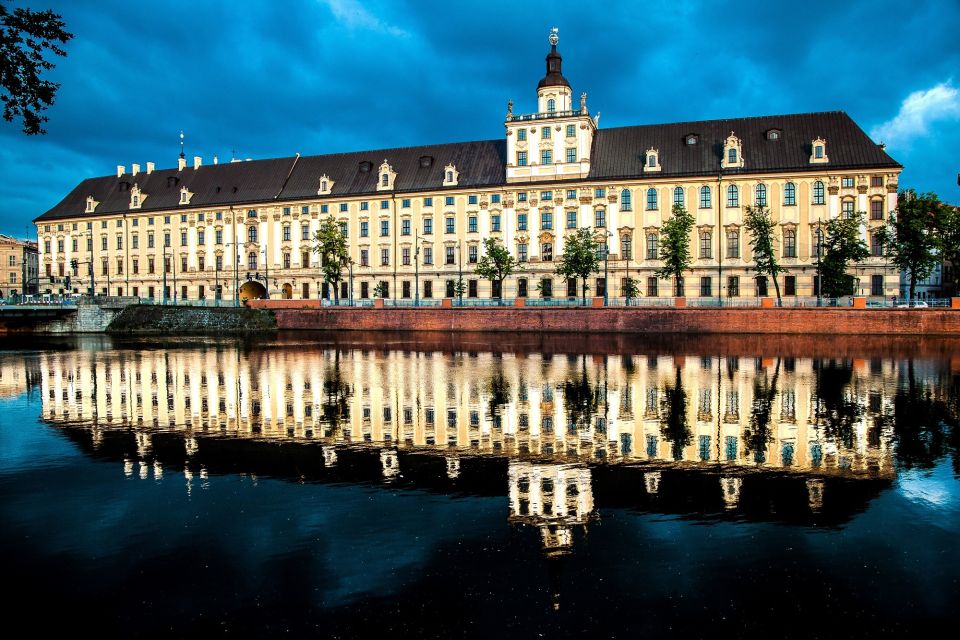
top-left (505, 28), bottom-right (597, 183)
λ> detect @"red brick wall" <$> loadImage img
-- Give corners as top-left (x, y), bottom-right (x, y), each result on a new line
top-left (265, 305), bottom-right (960, 336)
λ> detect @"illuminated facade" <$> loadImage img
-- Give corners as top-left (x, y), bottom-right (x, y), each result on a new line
top-left (34, 32), bottom-right (902, 302)
top-left (0, 234), bottom-right (38, 298)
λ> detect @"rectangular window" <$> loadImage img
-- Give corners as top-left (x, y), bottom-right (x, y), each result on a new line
top-left (446, 217), bottom-right (455, 234)
top-left (468, 195), bottom-right (477, 205)
top-left (647, 277), bottom-right (658, 297)
top-left (517, 151), bottom-right (527, 166)
top-left (871, 274), bottom-right (884, 296)
top-left (541, 191), bottom-right (552, 201)
top-left (380, 220), bottom-right (389, 237)
top-left (283, 207), bottom-right (291, 216)
top-left (380, 200), bottom-right (389, 210)
top-left (320, 204), bottom-right (329, 214)
top-left (700, 276), bottom-right (712, 297)
top-left (180, 231), bottom-right (187, 246)
top-left (197, 230), bottom-right (205, 245)
top-left (491, 194), bottom-right (501, 204)
top-left (518, 244), bottom-right (527, 262)
top-left (595, 209), bottom-right (605, 228)
top-left (402, 281), bottom-right (411, 298)
top-left (541, 212), bottom-right (552, 230)
top-left (340, 203), bottom-right (349, 212)
top-left (282, 226), bottom-right (291, 242)
top-left (445, 196), bottom-right (455, 206)
top-left (517, 214), bottom-right (527, 231)
top-left (301, 251), bottom-right (310, 267)
top-left (423, 247), bottom-right (433, 265)
top-left (360, 249), bottom-right (369, 266)
top-left (360, 221), bottom-right (369, 237)
top-left (728, 275), bottom-right (739, 297)
top-left (567, 210), bottom-right (577, 228)
top-left (215, 229), bottom-right (223, 245)
top-left (567, 278), bottom-right (578, 298)
top-left (566, 147), bottom-right (576, 163)
top-left (784, 275), bottom-right (796, 296)
top-left (424, 280), bottom-right (433, 298)
top-left (164, 232), bottom-right (170, 248)
top-left (842, 200), bottom-right (855, 219)
top-left (541, 242), bottom-right (553, 261)
top-left (517, 128), bottom-right (526, 142)
top-left (540, 278), bottom-right (552, 298)
top-left (468, 246), bottom-right (478, 263)
top-left (282, 253), bottom-right (290, 269)
top-left (541, 126), bottom-right (551, 139)
top-left (518, 192), bottom-right (527, 202)
top-left (491, 215), bottom-right (501, 232)
top-left (870, 199), bottom-right (884, 220)
top-left (360, 202), bottom-right (369, 211)
top-left (726, 230), bottom-right (739, 258)
top-left (402, 219), bottom-right (411, 236)
top-left (131, 234), bottom-right (139, 250)
top-left (445, 246), bottom-right (455, 265)
top-left (700, 233), bottom-right (712, 258)
top-left (380, 248), bottom-right (389, 266)
top-left (468, 280), bottom-right (478, 297)
top-left (871, 176), bottom-right (883, 187)
top-left (595, 187), bottom-right (605, 198)
top-left (402, 247), bottom-right (411, 265)
top-left (423, 218), bottom-right (433, 234)
top-left (541, 149), bottom-right (552, 165)
top-left (181, 256), bottom-right (188, 272)
top-left (424, 197), bottom-right (433, 207)
top-left (842, 177), bottom-right (854, 188)
top-left (566, 125), bottom-right (576, 137)
top-left (360, 281), bottom-right (369, 298)
top-left (402, 199), bottom-right (411, 208)
top-left (101, 236), bottom-right (108, 251)
top-left (468, 216), bottom-right (477, 233)
top-left (302, 224), bottom-right (310, 240)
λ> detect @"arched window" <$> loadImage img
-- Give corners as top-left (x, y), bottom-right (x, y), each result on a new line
top-left (699, 230), bottom-right (712, 258)
top-left (755, 183), bottom-right (767, 207)
top-left (547, 98), bottom-right (556, 113)
top-left (726, 229), bottom-right (740, 258)
top-left (620, 188), bottom-right (632, 211)
top-left (784, 182), bottom-right (796, 206)
top-left (646, 233), bottom-right (659, 260)
top-left (248, 226), bottom-right (257, 243)
top-left (381, 173), bottom-right (389, 187)
top-left (783, 229), bottom-right (796, 258)
top-left (673, 186), bottom-right (684, 207)
top-left (248, 252), bottom-right (257, 270)
top-left (813, 228), bottom-right (824, 257)
top-left (699, 186), bottom-right (711, 209)
top-left (646, 188), bottom-right (658, 210)
top-left (728, 148), bottom-right (737, 164)
top-left (727, 184), bottom-right (739, 207)
top-left (813, 180), bottom-right (825, 205)
top-left (648, 154), bottom-right (656, 167)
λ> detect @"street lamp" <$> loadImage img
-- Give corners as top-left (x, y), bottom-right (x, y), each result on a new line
top-left (162, 248), bottom-right (169, 305)
top-left (604, 230), bottom-right (613, 306)
top-left (415, 233), bottom-right (422, 307)
top-left (457, 240), bottom-right (463, 305)
top-left (815, 219), bottom-right (823, 307)
top-left (347, 257), bottom-right (354, 306)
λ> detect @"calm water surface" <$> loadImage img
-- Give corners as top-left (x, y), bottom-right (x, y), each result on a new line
top-left (1, 332), bottom-right (958, 638)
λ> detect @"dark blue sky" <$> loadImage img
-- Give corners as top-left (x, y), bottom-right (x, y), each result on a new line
top-left (2, 0), bottom-right (958, 237)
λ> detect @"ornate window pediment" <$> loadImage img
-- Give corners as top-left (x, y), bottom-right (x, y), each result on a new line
top-left (809, 137), bottom-right (829, 164)
top-left (377, 161), bottom-right (396, 191)
top-left (721, 132), bottom-right (744, 169)
top-left (129, 184), bottom-right (146, 209)
top-left (443, 163), bottom-right (459, 187)
top-left (317, 174), bottom-right (335, 195)
top-left (178, 186), bottom-right (193, 205)
top-left (643, 147), bottom-right (661, 172)
top-left (85, 196), bottom-right (99, 213)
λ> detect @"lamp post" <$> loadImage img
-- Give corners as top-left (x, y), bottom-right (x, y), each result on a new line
top-left (348, 258), bottom-right (354, 306)
top-left (162, 248), bottom-right (169, 305)
top-left (815, 219), bottom-right (823, 307)
top-left (86, 229), bottom-right (95, 297)
top-left (414, 233), bottom-right (421, 307)
top-left (457, 240), bottom-right (463, 305)
top-left (215, 255), bottom-right (220, 306)
top-left (263, 242), bottom-right (269, 300)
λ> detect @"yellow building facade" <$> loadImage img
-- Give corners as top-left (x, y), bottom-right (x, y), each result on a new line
top-left (35, 33), bottom-right (902, 303)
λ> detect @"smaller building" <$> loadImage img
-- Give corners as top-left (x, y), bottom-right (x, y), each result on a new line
top-left (0, 234), bottom-right (39, 299)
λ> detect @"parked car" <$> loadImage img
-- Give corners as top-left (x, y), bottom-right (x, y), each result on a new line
top-left (896, 300), bottom-right (928, 308)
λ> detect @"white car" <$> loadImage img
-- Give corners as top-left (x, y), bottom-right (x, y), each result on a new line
top-left (896, 300), bottom-right (928, 308)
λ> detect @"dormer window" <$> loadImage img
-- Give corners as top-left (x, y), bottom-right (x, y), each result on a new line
top-left (809, 137), bottom-right (829, 164)
top-left (766, 129), bottom-right (781, 140)
top-left (443, 163), bottom-right (459, 187)
top-left (644, 147), bottom-right (661, 172)
top-left (129, 184), bottom-right (145, 209)
top-left (178, 186), bottom-right (193, 205)
top-left (317, 174), bottom-right (334, 195)
top-left (721, 132), bottom-right (744, 169)
top-left (685, 134), bottom-right (698, 145)
top-left (85, 196), bottom-right (98, 213)
top-left (376, 160), bottom-right (397, 191)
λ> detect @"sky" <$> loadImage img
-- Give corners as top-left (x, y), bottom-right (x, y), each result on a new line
top-left (1, 0), bottom-right (959, 238)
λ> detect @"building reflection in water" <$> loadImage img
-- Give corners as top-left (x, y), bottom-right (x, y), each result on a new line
top-left (25, 343), bottom-right (929, 553)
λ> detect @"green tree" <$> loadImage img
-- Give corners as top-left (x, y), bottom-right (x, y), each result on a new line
top-left (1, 4), bottom-right (72, 135)
top-left (938, 204), bottom-right (960, 296)
top-left (312, 215), bottom-right (348, 303)
top-left (743, 205), bottom-right (784, 305)
top-left (622, 276), bottom-right (641, 303)
top-left (656, 203), bottom-right (695, 297)
top-left (880, 190), bottom-right (947, 303)
top-left (372, 280), bottom-right (389, 299)
top-left (820, 212), bottom-right (869, 299)
top-left (474, 237), bottom-right (520, 305)
top-left (554, 227), bottom-right (601, 304)
top-left (659, 366), bottom-right (691, 461)
top-left (452, 277), bottom-right (466, 300)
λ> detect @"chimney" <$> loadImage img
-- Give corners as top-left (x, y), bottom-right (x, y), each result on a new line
top-left (132, 163), bottom-right (140, 176)
top-left (146, 162), bottom-right (155, 174)
top-left (117, 165), bottom-right (125, 178)
top-left (193, 155), bottom-right (202, 170)
top-left (178, 157), bottom-right (186, 171)
top-left (213, 155), bottom-right (218, 165)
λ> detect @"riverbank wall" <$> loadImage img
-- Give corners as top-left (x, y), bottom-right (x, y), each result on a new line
top-left (247, 301), bottom-right (960, 336)
top-left (107, 305), bottom-right (276, 334)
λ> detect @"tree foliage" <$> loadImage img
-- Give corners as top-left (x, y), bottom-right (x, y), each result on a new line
top-left (937, 204), bottom-right (960, 296)
top-left (879, 190), bottom-right (948, 302)
top-left (819, 212), bottom-right (869, 298)
top-left (622, 276), bottom-right (641, 301)
top-left (743, 205), bottom-right (783, 305)
top-left (659, 366), bottom-right (691, 461)
top-left (372, 280), bottom-right (389, 299)
top-left (312, 215), bottom-right (348, 302)
top-left (0, 3), bottom-right (72, 135)
top-left (474, 237), bottom-right (520, 304)
top-left (554, 227), bottom-right (601, 304)
top-left (655, 203), bottom-right (695, 297)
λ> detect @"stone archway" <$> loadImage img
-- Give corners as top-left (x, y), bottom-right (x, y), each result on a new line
top-left (281, 283), bottom-right (293, 299)
top-left (239, 280), bottom-right (267, 303)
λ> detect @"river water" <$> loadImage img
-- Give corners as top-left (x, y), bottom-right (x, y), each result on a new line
top-left (1, 332), bottom-right (958, 638)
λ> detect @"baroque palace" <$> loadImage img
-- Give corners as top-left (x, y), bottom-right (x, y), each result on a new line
top-left (35, 31), bottom-right (902, 303)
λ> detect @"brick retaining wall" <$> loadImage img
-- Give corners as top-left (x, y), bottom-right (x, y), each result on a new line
top-left (248, 302), bottom-right (960, 336)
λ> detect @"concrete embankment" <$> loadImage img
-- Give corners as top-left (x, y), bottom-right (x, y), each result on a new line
top-left (251, 304), bottom-right (960, 336)
top-left (107, 305), bottom-right (276, 334)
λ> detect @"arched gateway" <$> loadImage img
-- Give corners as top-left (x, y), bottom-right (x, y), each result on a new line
top-left (238, 280), bottom-right (266, 303)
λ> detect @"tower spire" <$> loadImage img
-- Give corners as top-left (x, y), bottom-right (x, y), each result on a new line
top-left (179, 130), bottom-right (185, 159)
top-left (538, 27), bottom-right (569, 90)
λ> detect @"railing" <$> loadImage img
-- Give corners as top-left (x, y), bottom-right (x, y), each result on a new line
top-left (508, 109), bottom-right (586, 122)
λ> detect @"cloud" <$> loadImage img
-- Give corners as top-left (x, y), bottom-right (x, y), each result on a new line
top-left (319, 0), bottom-right (408, 37)
top-left (871, 81), bottom-right (960, 147)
